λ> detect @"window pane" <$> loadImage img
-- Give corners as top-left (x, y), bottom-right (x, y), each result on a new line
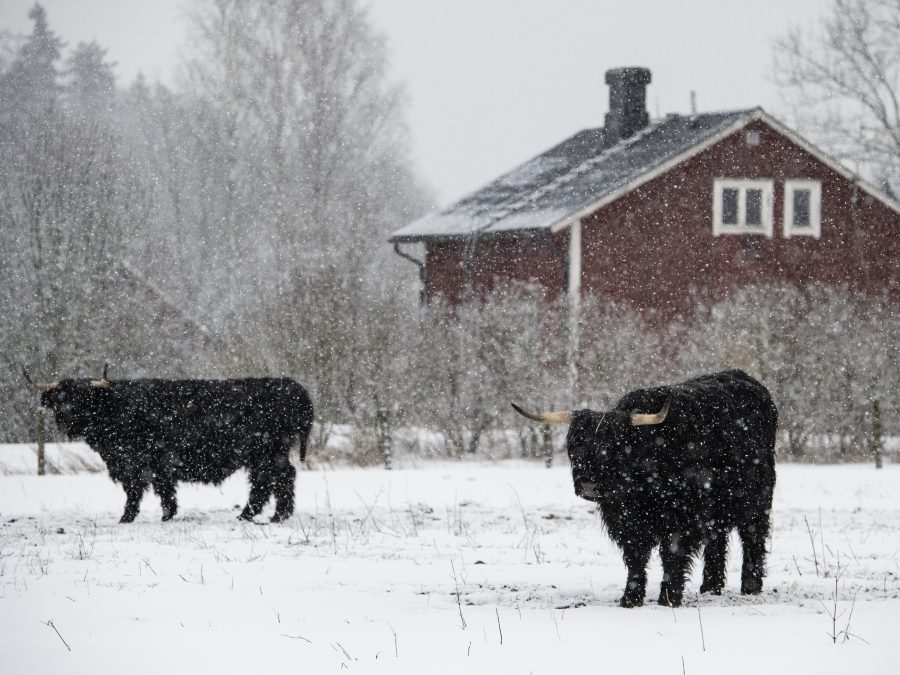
top-left (792, 189), bottom-right (811, 226)
top-left (722, 188), bottom-right (738, 225)
top-left (746, 188), bottom-right (763, 226)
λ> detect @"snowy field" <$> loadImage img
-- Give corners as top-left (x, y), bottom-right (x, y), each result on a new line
top-left (1, 450), bottom-right (899, 674)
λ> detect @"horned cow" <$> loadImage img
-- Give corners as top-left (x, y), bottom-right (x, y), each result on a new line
top-left (36, 374), bottom-right (314, 523)
top-left (513, 369), bottom-right (777, 607)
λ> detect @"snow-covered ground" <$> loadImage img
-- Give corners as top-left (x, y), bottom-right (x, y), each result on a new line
top-left (1, 451), bottom-right (898, 674)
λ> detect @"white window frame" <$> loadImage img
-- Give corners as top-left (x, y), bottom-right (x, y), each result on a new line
top-left (713, 179), bottom-right (774, 237)
top-left (783, 179), bottom-right (822, 239)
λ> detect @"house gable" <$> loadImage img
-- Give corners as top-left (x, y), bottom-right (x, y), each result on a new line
top-left (549, 110), bottom-right (900, 235)
top-left (577, 117), bottom-right (900, 319)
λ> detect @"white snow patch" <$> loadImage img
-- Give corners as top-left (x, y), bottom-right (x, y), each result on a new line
top-left (1, 458), bottom-right (898, 674)
top-left (0, 442), bottom-right (103, 475)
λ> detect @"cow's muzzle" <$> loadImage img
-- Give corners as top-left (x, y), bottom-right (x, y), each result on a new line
top-left (574, 480), bottom-right (600, 502)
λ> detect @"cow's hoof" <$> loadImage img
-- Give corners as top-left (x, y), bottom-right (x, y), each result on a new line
top-left (161, 512), bottom-right (175, 522)
top-left (237, 511), bottom-right (255, 522)
top-left (270, 512), bottom-right (291, 523)
top-left (619, 596), bottom-right (643, 608)
top-left (699, 584), bottom-right (723, 595)
top-left (119, 514), bottom-right (137, 524)
top-left (658, 595), bottom-right (682, 607)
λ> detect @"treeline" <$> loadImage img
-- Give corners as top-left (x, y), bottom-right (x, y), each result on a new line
top-left (11, 276), bottom-right (897, 464)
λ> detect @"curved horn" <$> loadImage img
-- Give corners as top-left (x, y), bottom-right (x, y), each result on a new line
top-left (511, 402), bottom-right (572, 425)
top-left (25, 366), bottom-right (59, 391)
top-left (630, 398), bottom-right (670, 426)
top-left (91, 363), bottom-right (110, 389)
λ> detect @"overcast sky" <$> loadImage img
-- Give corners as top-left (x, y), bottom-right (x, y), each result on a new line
top-left (1, 0), bottom-right (830, 205)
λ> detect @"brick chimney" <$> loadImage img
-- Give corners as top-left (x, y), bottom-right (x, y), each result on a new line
top-left (604, 67), bottom-right (652, 147)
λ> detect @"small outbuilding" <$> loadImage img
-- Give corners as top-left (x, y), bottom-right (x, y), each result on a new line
top-left (390, 67), bottom-right (900, 322)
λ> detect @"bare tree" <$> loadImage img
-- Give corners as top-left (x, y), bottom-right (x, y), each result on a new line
top-left (0, 111), bottom-right (144, 365)
top-left (170, 0), bottom-right (431, 374)
top-left (117, 77), bottom-right (250, 327)
top-left (773, 0), bottom-right (900, 185)
top-left (181, 0), bottom-right (429, 282)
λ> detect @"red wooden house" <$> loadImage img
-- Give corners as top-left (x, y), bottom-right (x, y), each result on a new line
top-left (390, 67), bottom-right (900, 321)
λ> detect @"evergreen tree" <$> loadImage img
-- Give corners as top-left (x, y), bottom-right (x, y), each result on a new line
top-left (0, 3), bottom-right (63, 120)
top-left (64, 40), bottom-right (116, 121)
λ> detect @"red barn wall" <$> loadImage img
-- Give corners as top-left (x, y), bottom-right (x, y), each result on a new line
top-left (580, 119), bottom-right (900, 320)
top-left (425, 231), bottom-right (569, 304)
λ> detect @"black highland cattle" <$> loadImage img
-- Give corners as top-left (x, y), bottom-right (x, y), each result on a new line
top-left (36, 375), bottom-right (314, 523)
top-left (513, 369), bottom-right (777, 607)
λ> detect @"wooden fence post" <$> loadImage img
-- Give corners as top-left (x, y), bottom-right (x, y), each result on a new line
top-left (376, 406), bottom-right (393, 471)
top-left (542, 423), bottom-right (553, 468)
top-left (869, 399), bottom-right (883, 470)
top-left (36, 408), bottom-right (46, 476)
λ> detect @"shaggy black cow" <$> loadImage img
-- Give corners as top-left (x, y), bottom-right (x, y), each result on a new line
top-left (36, 374), bottom-right (313, 523)
top-left (513, 369), bottom-right (777, 608)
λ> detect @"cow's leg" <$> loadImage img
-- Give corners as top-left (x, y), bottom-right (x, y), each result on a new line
top-left (619, 545), bottom-right (652, 608)
top-left (270, 459), bottom-right (296, 523)
top-left (658, 532), bottom-right (701, 607)
top-left (153, 476), bottom-right (178, 522)
top-left (120, 478), bottom-right (147, 523)
top-left (738, 515), bottom-right (770, 595)
top-left (239, 468), bottom-right (273, 521)
top-left (699, 529), bottom-right (729, 595)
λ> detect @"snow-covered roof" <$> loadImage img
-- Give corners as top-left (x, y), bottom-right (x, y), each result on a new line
top-left (390, 109), bottom-right (757, 242)
top-left (390, 108), bottom-right (900, 242)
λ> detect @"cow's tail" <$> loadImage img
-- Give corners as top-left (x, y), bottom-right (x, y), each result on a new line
top-left (288, 380), bottom-right (313, 463)
top-left (291, 434), bottom-right (308, 462)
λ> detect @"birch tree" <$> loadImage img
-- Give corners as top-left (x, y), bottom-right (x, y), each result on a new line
top-left (175, 0), bottom-right (430, 370)
top-left (181, 0), bottom-right (428, 283)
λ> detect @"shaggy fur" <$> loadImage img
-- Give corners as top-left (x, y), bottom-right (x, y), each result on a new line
top-left (40, 377), bottom-right (314, 523)
top-left (566, 370), bottom-right (777, 607)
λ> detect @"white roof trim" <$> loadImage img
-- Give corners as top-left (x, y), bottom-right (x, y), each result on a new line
top-left (549, 109), bottom-right (900, 233)
top-left (756, 111), bottom-right (900, 216)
